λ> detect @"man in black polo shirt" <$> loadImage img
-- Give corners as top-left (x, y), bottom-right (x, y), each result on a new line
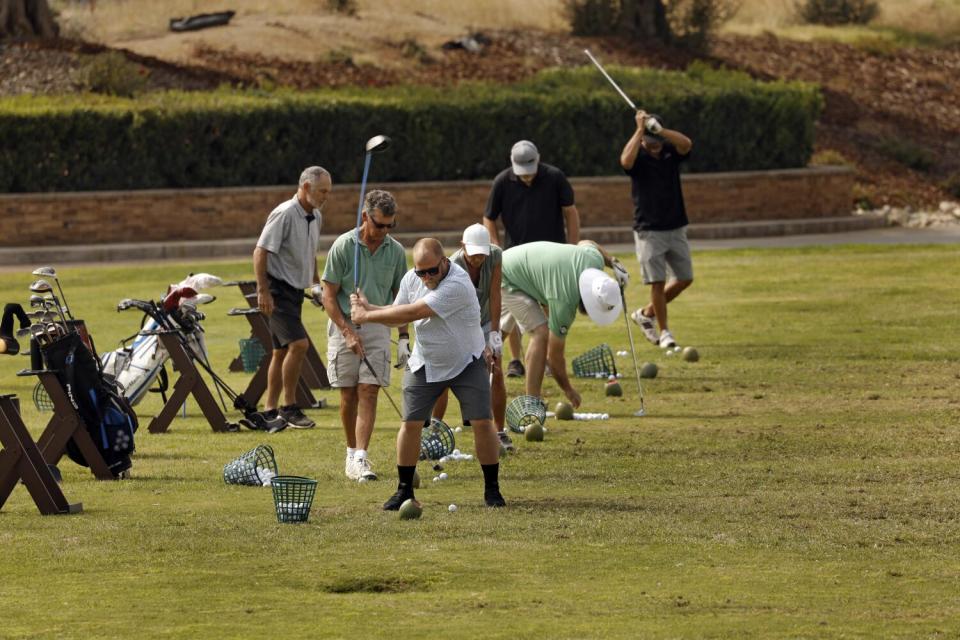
top-left (621, 111), bottom-right (694, 350)
top-left (483, 140), bottom-right (581, 378)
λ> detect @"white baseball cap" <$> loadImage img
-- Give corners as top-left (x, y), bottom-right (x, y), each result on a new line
top-left (577, 268), bottom-right (622, 326)
top-left (462, 223), bottom-right (491, 256)
top-left (510, 140), bottom-right (540, 176)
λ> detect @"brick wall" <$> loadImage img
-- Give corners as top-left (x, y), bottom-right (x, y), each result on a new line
top-left (0, 167), bottom-right (851, 247)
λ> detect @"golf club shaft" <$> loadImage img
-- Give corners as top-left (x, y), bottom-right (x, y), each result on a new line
top-left (620, 289), bottom-right (645, 413)
top-left (54, 278), bottom-right (74, 320)
top-left (583, 49), bottom-right (637, 110)
top-left (353, 150), bottom-right (373, 293)
top-left (361, 355), bottom-right (403, 419)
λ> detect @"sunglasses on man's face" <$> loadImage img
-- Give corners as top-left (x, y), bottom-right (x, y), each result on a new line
top-left (366, 213), bottom-right (398, 230)
top-left (414, 260), bottom-right (444, 278)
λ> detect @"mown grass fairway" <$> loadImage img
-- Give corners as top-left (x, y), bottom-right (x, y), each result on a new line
top-left (1, 244), bottom-right (958, 638)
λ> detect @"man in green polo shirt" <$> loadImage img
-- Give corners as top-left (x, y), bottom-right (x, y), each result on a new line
top-left (322, 190), bottom-right (408, 482)
top-left (500, 240), bottom-right (630, 407)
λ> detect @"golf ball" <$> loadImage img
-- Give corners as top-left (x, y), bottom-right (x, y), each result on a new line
top-left (452, 449), bottom-right (460, 456)
top-left (454, 426), bottom-right (462, 433)
top-left (433, 476), bottom-right (440, 482)
top-left (358, 477), bottom-right (368, 484)
top-left (448, 504), bottom-right (458, 512)
top-left (439, 472), bottom-right (448, 481)
top-left (673, 346), bottom-right (682, 353)
top-left (666, 350), bottom-right (674, 356)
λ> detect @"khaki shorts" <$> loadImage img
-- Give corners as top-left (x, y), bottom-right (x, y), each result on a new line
top-left (634, 226), bottom-right (694, 284)
top-left (500, 288), bottom-right (547, 335)
top-left (326, 319), bottom-right (392, 388)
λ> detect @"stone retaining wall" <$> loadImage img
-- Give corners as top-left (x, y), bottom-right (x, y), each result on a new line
top-left (0, 166), bottom-right (852, 247)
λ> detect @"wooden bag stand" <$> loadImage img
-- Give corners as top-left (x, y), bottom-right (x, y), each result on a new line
top-left (227, 308), bottom-right (325, 410)
top-left (145, 331), bottom-right (238, 434)
top-left (224, 279), bottom-right (330, 390)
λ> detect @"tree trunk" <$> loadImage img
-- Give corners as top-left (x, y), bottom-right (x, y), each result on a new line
top-left (618, 0), bottom-right (670, 42)
top-left (0, 0), bottom-right (59, 39)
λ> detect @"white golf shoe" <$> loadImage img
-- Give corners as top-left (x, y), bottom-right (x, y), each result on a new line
top-left (659, 330), bottom-right (677, 349)
top-left (354, 456), bottom-right (378, 482)
top-left (345, 452), bottom-right (355, 479)
top-left (631, 309), bottom-right (660, 345)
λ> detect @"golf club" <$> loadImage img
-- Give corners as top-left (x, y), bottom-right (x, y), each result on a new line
top-left (620, 288), bottom-right (646, 417)
top-left (32, 266), bottom-right (74, 320)
top-left (583, 49), bottom-right (637, 110)
top-left (29, 280), bottom-right (69, 327)
top-left (352, 134), bottom-right (392, 293)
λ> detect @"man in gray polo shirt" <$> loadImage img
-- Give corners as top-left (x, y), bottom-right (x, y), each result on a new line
top-left (254, 165), bottom-right (329, 430)
top-left (322, 189), bottom-right (408, 482)
top-left (350, 238), bottom-right (505, 510)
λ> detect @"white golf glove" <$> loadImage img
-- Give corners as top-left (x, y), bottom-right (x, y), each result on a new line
top-left (645, 117), bottom-right (662, 134)
top-left (612, 259), bottom-right (630, 288)
top-left (395, 335), bottom-right (411, 369)
top-left (486, 331), bottom-right (503, 357)
top-left (308, 284), bottom-right (323, 307)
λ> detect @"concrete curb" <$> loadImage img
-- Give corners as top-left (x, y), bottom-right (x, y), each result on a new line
top-left (0, 215), bottom-right (886, 266)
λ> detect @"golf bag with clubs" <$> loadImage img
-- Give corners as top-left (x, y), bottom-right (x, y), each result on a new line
top-left (42, 330), bottom-right (139, 477)
top-left (101, 274), bottom-right (221, 406)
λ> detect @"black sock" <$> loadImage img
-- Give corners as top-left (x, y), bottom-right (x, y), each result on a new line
top-left (397, 465), bottom-right (416, 493)
top-left (481, 463), bottom-right (499, 490)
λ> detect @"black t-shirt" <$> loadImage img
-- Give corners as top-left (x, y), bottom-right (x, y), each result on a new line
top-left (624, 145), bottom-right (689, 231)
top-left (484, 163), bottom-right (575, 248)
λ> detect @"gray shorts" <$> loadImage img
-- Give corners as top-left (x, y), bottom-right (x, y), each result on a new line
top-left (634, 226), bottom-right (694, 284)
top-left (500, 288), bottom-right (546, 335)
top-left (326, 319), bottom-right (391, 388)
top-left (267, 275), bottom-right (306, 349)
top-left (402, 356), bottom-right (491, 422)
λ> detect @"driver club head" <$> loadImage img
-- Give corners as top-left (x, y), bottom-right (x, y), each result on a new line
top-left (32, 266), bottom-right (57, 279)
top-left (29, 279), bottom-right (53, 294)
top-left (365, 134), bottom-right (391, 154)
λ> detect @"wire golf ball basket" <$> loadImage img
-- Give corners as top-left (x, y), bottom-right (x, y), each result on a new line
top-left (271, 475), bottom-right (317, 523)
top-left (223, 444), bottom-right (278, 486)
top-left (572, 343), bottom-right (618, 379)
top-left (506, 395), bottom-right (546, 434)
top-left (238, 338), bottom-right (267, 374)
top-left (32, 382), bottom-right (54, 412)
top-left (420, 418), bottom-right (456, 461)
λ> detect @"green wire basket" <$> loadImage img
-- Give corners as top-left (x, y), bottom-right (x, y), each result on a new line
top-left (239, 338), bottom-right (267, 373)
top-left (571, 343), bottom-right (618, 379)
top-left (420, 418), bottom-right (456, 461)
top-left (223, 444), bottom-right (278, 486)
top-left (33, 382), bottom-right (53, 412)
top-left (505, 395), bottom-right (546, 434)
top-left (271, 476), bottom-right (317, 523)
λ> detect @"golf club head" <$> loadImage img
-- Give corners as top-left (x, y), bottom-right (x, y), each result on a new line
top-left (365, 134), bottom-right (391, 153)
top-left (29, 279), bottom-right (53, 294)
top-left (633, 408), bottom-right (646, 417)
top-left (32, 266), bottom-right (57, 279)
top-left (29, 295), bottom-right (46, 308)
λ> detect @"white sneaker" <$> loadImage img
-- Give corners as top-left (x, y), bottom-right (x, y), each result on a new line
top-left (354, 456), bottom-right (378, 482)
top-left (631, 309), bottom-right (659, 345)
top-left (659, 330), bottom-right (677, 349)
top-left (345, 452), bottom-right (355, 479)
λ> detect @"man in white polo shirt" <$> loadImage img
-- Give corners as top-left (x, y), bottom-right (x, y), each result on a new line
top-left (350, 238), bottom-right (505, 510)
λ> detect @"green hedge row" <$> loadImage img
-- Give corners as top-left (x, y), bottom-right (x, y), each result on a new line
top-left (0, 63), bottom-right (822, 192)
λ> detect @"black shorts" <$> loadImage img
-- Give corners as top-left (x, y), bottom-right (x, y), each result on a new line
top-left (267, 275), bottom-right (306, 349)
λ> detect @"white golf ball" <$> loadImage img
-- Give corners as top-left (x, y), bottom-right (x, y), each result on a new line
top-left (448, 504), bottom-right (458, 512)
top-left (666, 350), bottom-right (674, 356)
top-left (439, 472), bottom-right (448, 481)
top-left (673, 346), bottom-right (682, 353)
top-left (433, 476), bottom-right (440, 482)
top-left (358, 477), bottom-right (367, 484)
top-left (454, 426), bottom-right (462, 433)
top-left (452, 449), bottom-right (460, 456)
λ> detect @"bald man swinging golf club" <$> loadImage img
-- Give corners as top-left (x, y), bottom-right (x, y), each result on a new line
top-left (350, 238), bottom-right (505, 509)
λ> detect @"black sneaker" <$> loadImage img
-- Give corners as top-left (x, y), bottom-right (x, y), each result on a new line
top-left (383, 487), bottom-right (415, 511)
top-left (279, 405), bottom-right (315, 429)
top-left (484, 487), bottom-right (506, 508)
top-left (241, 409), bottom-right (287, 433)
top-left (498, 431), bottom-right (515, 452)
top-left (506, 359), bottom-right (525, 378)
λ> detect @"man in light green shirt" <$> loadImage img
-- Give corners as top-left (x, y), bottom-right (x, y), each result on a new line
top-left (322, 190), bottom-right (408, 482)
top-left (501, 240), bottom-right (630, 406)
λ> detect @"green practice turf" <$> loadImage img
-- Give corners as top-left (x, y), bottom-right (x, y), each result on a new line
top-left (1, 244), bottom-right (958, 639)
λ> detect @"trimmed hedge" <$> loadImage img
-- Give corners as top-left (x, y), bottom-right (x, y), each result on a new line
top-left (0, 64), bottom-right (821, 192)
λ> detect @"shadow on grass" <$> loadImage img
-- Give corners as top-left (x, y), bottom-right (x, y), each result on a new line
top-left (322, 576), bottom-right (427, 594)
top-left (508, 496), bottom-right (646, 513)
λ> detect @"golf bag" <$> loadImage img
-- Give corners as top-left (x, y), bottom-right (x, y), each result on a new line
top-left (42, 331), bottom-right (138, 477)
top-left (0, 302), bottom-right (30, 356)
top-left (101, 273), bottom-right (219, 406)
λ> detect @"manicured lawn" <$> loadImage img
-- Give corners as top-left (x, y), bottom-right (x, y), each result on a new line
top-left (1, 244), bottom-right (958, 638)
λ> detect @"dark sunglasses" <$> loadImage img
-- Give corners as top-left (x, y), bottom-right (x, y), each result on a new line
top-left (414, 260), bottom-right (444, 278)
top-left (366, 213), bottom-right (398, 230)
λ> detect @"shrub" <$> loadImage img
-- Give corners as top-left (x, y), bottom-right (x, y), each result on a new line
top-left (796, 0), bottom-right (879, 26)
top-left (942, 173), bottom-right (960, 199)
top-left (665, 0), bottom-right (740, 51)
top-left (79, 51), bottom-right (149, 98)
top-left (326, 0), bottom-right (357, 16)
top-left (565, 0), bottom-right (620, 35)
top-left (874, 137), bottom-right (935, 172)
top-left (809, 149), bottom-right (852, 166)
top-left (0, 67), bottom-right (821, 192)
